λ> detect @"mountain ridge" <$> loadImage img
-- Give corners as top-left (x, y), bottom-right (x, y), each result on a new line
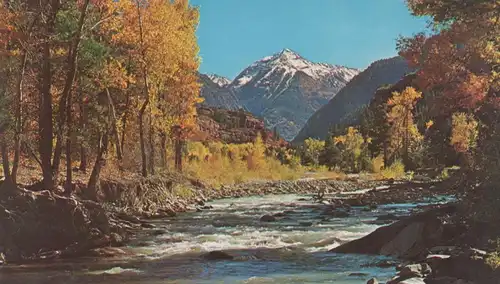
top-left (293, 56), bottom-right (413, 143)
top-left (200, 48), bottom-right (360, 140)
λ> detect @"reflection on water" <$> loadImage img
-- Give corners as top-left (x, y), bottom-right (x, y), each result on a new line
top-left (0, 193), bottom-right (448, 284)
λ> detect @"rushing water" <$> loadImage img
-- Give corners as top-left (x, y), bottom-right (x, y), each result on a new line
top-left (0, 193), bottom-right (453, 284)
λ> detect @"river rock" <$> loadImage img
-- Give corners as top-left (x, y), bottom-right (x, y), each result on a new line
top-left (330, 205), bottom-right (456, 259)
top-left (203, 250), bottom-right (234, 260)
top-left (260, 215), bottom-right (277, 222)
top-left (89, 247), bottom-right (128, 257)
top-left (349, 272), bottom-right (369, 277)
top-left (140, 222), bottom-right (156, 229)
top-left (399, 263), bottom-right (432, 278)
top-left (362, 259), bottom-right (399, 268)
top-left (110, 232), bottom-right (124, 246)
top-left (424, 248), bottom-right (495, 283)
top-left (273, 212), bottom-right (286, 217)
top-left (388, 277), bottom-right (426, 284)
top-left (380, 222), bottom-right (426, 257)
top-left (425, 277), bottom-right (473, 284)
top-left (342, 198), bottom-right (367, 207)
top-left (429, 246), bottom-right (457, 254)
top-left (322, 208), bottom-right (349, 218)
top-left (152, 229), bottom-right (167, 236)
top-left (117, 213), bottom-right (141, 224)
top-left (367, 278), bottom-right (378, 284)
top-left (377, 214), bottom-right (400, 221)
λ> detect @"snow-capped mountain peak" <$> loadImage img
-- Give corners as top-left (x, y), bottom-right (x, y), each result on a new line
top-left (231, 48), bottom-right (359, 90)
top-left (201, 48), bottom-right (361, 141)
top-left (207, 74), bottom-right (231, 87)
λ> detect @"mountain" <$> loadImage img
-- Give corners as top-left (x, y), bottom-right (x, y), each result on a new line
top-left (207, 74), bottom-right (231, 87)
top-left (199, 73), bottom-right (242, 111)
top-left (193, 105), bottom-right (287, 147)
top-left (229, 48), bottom-right (360, 140)
top-left (293, 56), bottom-right (413, 143)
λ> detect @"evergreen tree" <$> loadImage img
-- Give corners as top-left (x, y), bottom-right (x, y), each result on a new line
top-left (319, 134), bottom-right (341, 170)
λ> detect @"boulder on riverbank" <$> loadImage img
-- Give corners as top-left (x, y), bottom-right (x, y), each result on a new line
top-left (0, 183), bottom-right (132, 263)
top-left (331, 204), bottom-right (457, 259)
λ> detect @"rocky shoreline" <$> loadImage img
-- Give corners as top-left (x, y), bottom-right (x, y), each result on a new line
top-left (0, 175), bottom-right (456, 268)
top-left (330, 202), bottom-right (500, 284)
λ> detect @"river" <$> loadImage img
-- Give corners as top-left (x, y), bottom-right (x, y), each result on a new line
top-left (0, 193), bottom-right (452, 284)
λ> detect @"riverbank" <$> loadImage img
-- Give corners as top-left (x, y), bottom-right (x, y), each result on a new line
top-left (0, 191), bottom-right (456, 284)
top-left (0, 173), bottom-right (452, 264)
top-left (330, 200), bottom-right (500, 283)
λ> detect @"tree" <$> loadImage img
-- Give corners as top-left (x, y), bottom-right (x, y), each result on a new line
top-left (319, 135), bottom-right (341, 170)
top-left (401, 0), bottom-right (500, 220)
top-left (386, 87), bottom-right (423, 169)
top-left (302, 138), bottom-right (325, 166)
top-left (107, 0), bottom-right (201, 177)
top-left (450, 112), bottom-right (478, 168)
top-left (334, 127), bottom-right (370, 172)
top-left (247, 133), bottom-right (266, 170)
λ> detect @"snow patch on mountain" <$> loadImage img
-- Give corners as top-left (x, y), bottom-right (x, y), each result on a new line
top-left (207, 74), bottom-right (231, 87)
top-left (231, 48), bottom-right (359, 91)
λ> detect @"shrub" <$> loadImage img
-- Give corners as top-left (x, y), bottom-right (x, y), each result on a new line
top-left (486, 252), bottom-right (500, 269)
top-left (380, 160), bottom-right (405, 180)
top-left (371, 155), bottom-right (384, 173)
top-left (440, 168), bottom-right (450, 180)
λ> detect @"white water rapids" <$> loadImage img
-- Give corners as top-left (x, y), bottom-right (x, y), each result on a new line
top-left (0, 193), bottom-right (453, 284)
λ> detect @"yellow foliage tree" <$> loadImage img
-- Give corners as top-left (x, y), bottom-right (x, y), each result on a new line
top-left (334, 127), bottom-right (370, 172)
top-left (450, 112), bottom-right (478, 167)
top-left (247, 133), bottom-right (266, 170)
top-left (386, 87), bottom-right (423, 169)
top-left (105, 0), bottom-right (201, 176)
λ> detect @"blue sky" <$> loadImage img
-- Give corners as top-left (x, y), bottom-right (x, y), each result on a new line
top-left (189, 0), bottom-right (428, 79)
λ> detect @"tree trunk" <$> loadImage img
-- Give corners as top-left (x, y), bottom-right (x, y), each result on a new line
top-left (403, 114), bottom-right (410, 170)
top-left (175, 136), bottom-right (183, 172)
top-left (40, 40), bottom-right (55, 190)
top-left (52, 0), bottom-right (90, 180)
top-left (160, 131), bottom-right (167, 168)
top-left (11, 51), bottom-right (27, 185)
top-left (139, 99), bottom-right (149, 177)
top-left (86, 132), bottom-right (108, 201)
top-left (1, 134), bottom-right (12, 185)
top-left (105, 88), bottom-right (123, 161)
top-left (39, 0), bottom-right (60, 190)
top-left (120, 94), bottom-right (130, 155)
top-left (148, 111), bottom-right (155, 175)
top-left (65, 87), bottom-right (73, 194)
top-left (136, 2), bottom-right (150, 178)
top-left (78, 92), bottom-right (87, 172)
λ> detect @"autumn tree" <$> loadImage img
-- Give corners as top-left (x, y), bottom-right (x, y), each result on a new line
top-left (334, 127), bottom-right (371, 173)
top-left (247, 133), bottom-right (266, 170)
top-left (450, 112), bottom-right (478, 168)
top-left (386, 87), bottom-right (423, 169)
top-left (106, 0), bottom-right (200, 177)
top-left (401, 0), bottom-right (499, 219)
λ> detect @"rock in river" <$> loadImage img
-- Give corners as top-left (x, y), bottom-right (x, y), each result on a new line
top-left (202, 250), bottom-right (234, 261)
top-left (260, 215), bottom-right (277, 222)
top-left (330, 205), bottom-right (457, 259)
